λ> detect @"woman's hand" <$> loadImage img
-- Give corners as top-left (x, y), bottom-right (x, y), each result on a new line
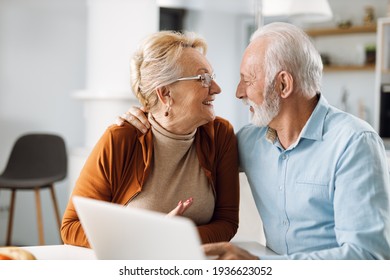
top-left (116, 106), bottom-right (150, 133)
top-left (167, 198), bottom-right (193, 217)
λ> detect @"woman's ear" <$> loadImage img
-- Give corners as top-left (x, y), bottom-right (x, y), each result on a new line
top-left (156, 86), bottom-right (171, 105)
top-left (277, 71), bottom-right (293, 99)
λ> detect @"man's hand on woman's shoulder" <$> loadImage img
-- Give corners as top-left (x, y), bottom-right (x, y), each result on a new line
top-left (116, 106), bottom-right (150, 133)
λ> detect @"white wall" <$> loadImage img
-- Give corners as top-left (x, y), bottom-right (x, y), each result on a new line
top-left (322, 71), bottom-right (376, 124)
top-left (310, 0), bottom-right (387, 29)
top-left (0, 0), bottom-right (86, 245)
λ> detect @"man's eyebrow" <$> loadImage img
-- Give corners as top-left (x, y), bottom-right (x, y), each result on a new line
top-left (240, 72), bottom-right (256, 80)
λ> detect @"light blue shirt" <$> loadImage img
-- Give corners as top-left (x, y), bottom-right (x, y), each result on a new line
top-left (237, 95), bottom-right (390, 259)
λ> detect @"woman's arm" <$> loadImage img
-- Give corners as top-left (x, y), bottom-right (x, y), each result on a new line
top-left (61, 125), bottom-right (138, 248)
top-left (197, 118), bottom-right (240, 243)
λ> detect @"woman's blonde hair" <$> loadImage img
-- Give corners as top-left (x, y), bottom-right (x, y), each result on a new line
top-left (130, 31), bottom-right (207, 110)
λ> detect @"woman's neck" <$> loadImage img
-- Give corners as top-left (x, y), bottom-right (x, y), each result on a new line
top-left (150, 111), bottom-right (197, 135)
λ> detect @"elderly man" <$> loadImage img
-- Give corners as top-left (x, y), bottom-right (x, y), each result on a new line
top-left (119, 22), bottom-right (390, 260)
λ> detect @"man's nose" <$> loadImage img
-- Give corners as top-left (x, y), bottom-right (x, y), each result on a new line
top-left (236, 83), bottom-right (245, 99)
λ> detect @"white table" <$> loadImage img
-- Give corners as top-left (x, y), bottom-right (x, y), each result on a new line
top-left (22, 244), bottom-right (96, 260)
top-left (22, 241), bottom-right (276, 260)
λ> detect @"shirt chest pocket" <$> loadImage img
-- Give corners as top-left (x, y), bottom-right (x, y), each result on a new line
top-left (292, 179), bottom-right (330, 201)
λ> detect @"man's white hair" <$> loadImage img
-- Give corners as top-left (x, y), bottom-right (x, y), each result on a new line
top-left (250, 22), bottom-right (323, 98)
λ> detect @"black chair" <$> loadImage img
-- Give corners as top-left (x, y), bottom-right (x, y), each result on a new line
top-left (0, 133), bottom-right (67, 245)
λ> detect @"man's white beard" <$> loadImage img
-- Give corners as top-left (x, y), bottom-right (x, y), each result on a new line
top-left (243, 86), bottom-right (280, 127)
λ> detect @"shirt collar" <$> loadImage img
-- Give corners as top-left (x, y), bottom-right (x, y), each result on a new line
top-left (300, 93), bottom-right (329, 141)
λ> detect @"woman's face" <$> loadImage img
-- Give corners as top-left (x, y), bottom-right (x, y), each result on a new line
top-left (167, 48), bottom-right (221, 132)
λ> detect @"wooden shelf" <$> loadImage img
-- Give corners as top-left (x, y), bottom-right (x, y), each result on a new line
top-left (305, 25), bottom-right (377, 36)
top-left (305, 25), bottom-right (377, 72)
top-left (324, 65), bottom-right (375, 72)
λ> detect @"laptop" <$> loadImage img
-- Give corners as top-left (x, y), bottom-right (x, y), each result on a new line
top-left (72, 196), bottom-right (206, 260)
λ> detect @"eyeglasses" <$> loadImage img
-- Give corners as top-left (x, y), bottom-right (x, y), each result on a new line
top-left (176, 73), bottom-right (216, 88)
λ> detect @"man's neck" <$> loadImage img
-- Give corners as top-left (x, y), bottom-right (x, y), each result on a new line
top-left (270, 94), bottom-right (319, 149)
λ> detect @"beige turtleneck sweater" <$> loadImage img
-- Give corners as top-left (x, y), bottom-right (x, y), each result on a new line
top-left (127, 114), bottom-right (215, 225)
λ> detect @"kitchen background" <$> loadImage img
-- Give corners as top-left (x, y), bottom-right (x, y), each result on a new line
top-left (0, 0), bottom-right (389, 246)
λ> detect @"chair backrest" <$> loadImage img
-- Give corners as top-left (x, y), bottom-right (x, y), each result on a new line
top-left (2, 133), bottom-right (67, 181)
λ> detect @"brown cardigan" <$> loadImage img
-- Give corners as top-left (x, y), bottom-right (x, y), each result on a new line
top-left (61, 117), bottom-right (240, 248)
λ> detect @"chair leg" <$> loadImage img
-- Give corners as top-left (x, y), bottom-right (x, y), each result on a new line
top-left (49, 184), bottom-right (61, 239)
top-left (6, 190), bottom-right (16, 246)
top-left (34, 188), bottom-right (45, 245)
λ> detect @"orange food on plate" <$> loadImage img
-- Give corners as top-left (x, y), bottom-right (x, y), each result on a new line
top-left (0, 247), bottom-right (36, 260)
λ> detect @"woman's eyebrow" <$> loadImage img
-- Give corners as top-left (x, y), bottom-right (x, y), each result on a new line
top-left (197, 67), bottom-right (213, 73)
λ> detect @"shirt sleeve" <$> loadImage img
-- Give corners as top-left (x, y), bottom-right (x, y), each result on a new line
top-left (261, 131), bottom-right (390, 260)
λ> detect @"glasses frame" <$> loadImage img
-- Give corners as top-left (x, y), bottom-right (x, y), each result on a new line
top-left (175, 73), bottom-right (216, 88)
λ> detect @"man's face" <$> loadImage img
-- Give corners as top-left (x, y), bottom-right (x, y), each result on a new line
top-left (244, 80), bottom-right (280, 127)
top-left (236, 39), bottom-right (280, 127)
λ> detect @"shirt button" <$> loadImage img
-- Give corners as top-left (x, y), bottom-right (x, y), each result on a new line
top-left (282, 154), bottom-right (287, 160)
top-left (283, 220), bottom-right (288, 226)
top-left (279, 185), bottom-right (283, 190)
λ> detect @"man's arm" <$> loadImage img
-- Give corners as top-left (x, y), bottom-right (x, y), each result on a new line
top-left (274, 132), bottom-right (390, 260)
top-left (203, 242), bottom-right (259, 260)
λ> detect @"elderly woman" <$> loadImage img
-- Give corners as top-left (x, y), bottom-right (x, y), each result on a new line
top-left (61, 31), bottom-right (239, 248)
